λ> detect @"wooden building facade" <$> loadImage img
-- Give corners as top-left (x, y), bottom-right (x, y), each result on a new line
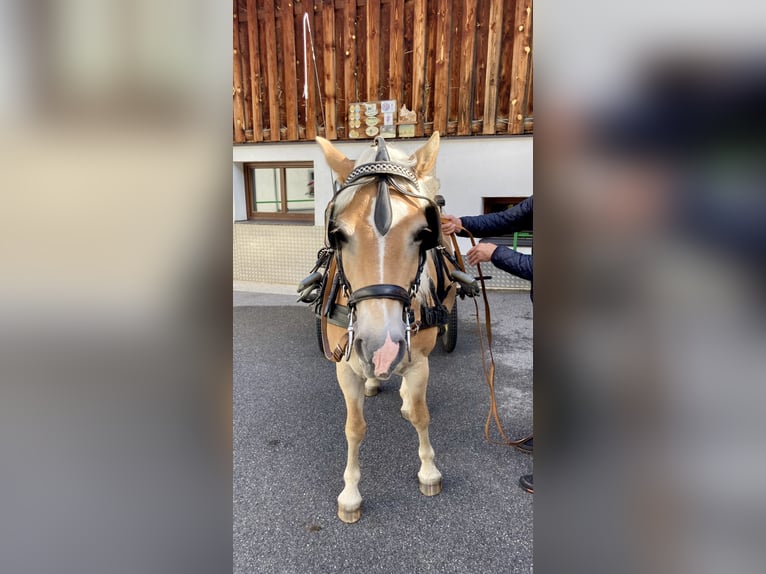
top-left (233, 0), bottom-right (533, 143)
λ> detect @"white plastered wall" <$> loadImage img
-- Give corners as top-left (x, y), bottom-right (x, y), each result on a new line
top-left (233, 135), bottom-right (532, 286)
top-left (233, 135), bottom-right (532, 221)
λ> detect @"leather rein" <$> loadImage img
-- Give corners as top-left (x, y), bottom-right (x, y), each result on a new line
top-left (449, 230), bottom-right (530, 448)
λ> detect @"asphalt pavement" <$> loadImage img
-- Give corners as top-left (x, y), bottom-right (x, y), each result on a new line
top-left (234, 288), bottom-right (533, 574)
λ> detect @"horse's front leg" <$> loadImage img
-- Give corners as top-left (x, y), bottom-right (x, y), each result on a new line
top-left (335, 361), bottom-right (366, 523)
top-left (400, 358), bottom-right (442, 496)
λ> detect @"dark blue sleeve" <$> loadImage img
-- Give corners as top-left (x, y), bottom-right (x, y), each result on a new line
top-left (459, 196), bottom-right (533, 237)
top-left (490, 248), bottom-right (533, 281)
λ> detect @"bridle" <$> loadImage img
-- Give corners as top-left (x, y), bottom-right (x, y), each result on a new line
top-left (324, 136), bottom-right (442, 361)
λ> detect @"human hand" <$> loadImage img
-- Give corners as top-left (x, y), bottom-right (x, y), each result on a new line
top-left (466, 243), bottom-right (497, 266)
top-left (440, 214), bottom-right (463, 235)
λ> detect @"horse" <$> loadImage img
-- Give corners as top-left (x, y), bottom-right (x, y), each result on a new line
top-left (313, 133), bottom-right (459, 523)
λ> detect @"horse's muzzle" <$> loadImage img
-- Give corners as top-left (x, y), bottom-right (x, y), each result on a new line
top-left (355, 333), bottom-right (406, 380)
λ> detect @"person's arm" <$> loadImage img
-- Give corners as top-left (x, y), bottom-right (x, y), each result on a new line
top-left (465, 243), bottom-right (533, 281)
top-left (490, 248), bottom-right (533, 281)
top-left (458, 196), bottom-right (533, 238)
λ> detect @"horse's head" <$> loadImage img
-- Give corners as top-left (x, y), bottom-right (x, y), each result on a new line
top-left (317, 133), bottom-right (441, 379)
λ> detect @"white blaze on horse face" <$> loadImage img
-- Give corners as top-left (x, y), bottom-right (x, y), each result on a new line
top-left (366, 198), bottom-right (411, 333)
top-left (374, 210), bottom-right (387, 282)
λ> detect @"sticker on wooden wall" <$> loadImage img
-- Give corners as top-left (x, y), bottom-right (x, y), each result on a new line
top-left (348, 100), bottom-right (397, 139)
top-left (398, 105), bottom-right (417, 124)
top-left (397, 105), bottom-right (417, 138)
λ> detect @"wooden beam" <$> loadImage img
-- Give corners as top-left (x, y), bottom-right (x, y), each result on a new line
top-left (280, 0), bottom-right (299, 140)
top-left (239, 9), bottom-right (252, 135)
top-left (262, 0), bottom-right (281, 141)
top-left (245, 0), bottom-right (263, 141)
top-left (448, 0), bottom-right (463, 123)
top-left (238, 2), bottom-right (252, 138)
top-left (380, 1), bottom-right (391, 98)
top-left (401, 1), bottom-right (414, 111)
top-left (302, 6), bottom-right (318, 139)
top-left (292, 7), bottom-right (305, 139)
top-left (232, 1), bottom-right (246, 143)
top-left (411, 0), bottom-right (427, 136)
top-left (322, 2), bottom-right (337, 139)
top-left (457, 0), bottom-right (478, 135)
top-left (356, 7), bottom-right (367, 105)
top-left (471, 0), bottom-right (490, 124)
top-left (495, 0), bottom-right (517, 123)
top-left (334, 4), bottom-right (346, 137)
top-left (432, 0), bottom-right (452, 136)
top-left (388, 0), bottom-right (404, 104)
top-left (482, 0), bottom-right (503, 134)
top-left (314, 4), bottom-right (326, 136)
top-left (343, 0), bottom-right (358, 110)
top-left (508, 0), bottom-right (532, 134)
top-left (423, 0), bottom-right (439, 134)
top-left (365, 0), bottom-right (381, 100)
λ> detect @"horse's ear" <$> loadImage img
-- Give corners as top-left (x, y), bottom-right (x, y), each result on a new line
top-left (316, 137), bottom-right (355, 183)
top-left (410, 131), bottom-right (440, 179)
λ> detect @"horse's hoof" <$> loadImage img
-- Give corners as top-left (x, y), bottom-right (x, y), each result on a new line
top-left (419, 478), bottom-right (442, 497)
top-left (337, 505), bottom-right (362, 523)
top-left (364, 385), bottom-right (379, 397)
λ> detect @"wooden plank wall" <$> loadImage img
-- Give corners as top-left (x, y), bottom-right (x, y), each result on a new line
top-left (233, 0), bottom-right (533, 142)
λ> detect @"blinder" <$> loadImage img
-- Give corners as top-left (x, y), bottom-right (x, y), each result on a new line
top-left (326, 215), bottom-right (342, 249)
top-left (421, 204), bottom-right (441, 251)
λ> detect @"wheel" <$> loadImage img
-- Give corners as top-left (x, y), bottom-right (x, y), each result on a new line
top-left (440, 304), bottom-right (458, 353)
top-left (316, 317), bottom-right (325, 354)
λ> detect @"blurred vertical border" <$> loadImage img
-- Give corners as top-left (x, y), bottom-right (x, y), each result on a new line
top-left (0, 1), bottom-right (232, 573)
top-left (535, 2), bottom-right (766, 573)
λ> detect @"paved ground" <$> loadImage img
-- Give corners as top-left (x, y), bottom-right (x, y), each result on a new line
top-left (233, 289), bottom-right (533, 574)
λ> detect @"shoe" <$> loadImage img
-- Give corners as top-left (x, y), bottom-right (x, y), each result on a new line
top-left (513, 434), bottom-right (533, 454)
top-left (519, 474), bottom-right (534, 494)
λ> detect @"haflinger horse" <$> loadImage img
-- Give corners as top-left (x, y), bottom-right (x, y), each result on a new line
top-left (311, 132), bottom-right (460, 523)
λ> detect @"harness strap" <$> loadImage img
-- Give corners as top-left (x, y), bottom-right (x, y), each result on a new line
top-left (332, 161), bottom-right (441, 234)
top-left (322, 268), bottom-right (341, 318)
top-left (338, 161), bottom-right (421, 194)
top-left (449, 233), bottom-right (468, 275)
top-left (452, 230), bottom-right (530, 448)
top-left (347, 284), bottom-right (411, 308)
